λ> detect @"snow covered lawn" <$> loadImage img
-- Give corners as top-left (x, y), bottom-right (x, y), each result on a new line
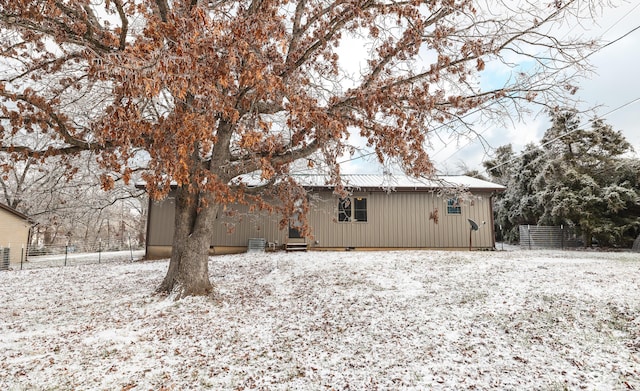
top-left (1, 249), bottom-right (639, 390)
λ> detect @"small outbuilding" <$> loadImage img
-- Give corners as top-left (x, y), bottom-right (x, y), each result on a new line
top-left (0, 202), bottom-right (32, 266)
top-left (144, 174), bottom-right (505, 258)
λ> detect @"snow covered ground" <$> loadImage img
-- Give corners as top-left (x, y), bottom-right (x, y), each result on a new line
top-left (1, 249), bottom-right (639, 390)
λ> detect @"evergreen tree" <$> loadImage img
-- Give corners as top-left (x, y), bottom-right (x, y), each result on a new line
top-left (485, 144), bottom-right (544, 242)
top-left (486, 110), bottom-right (640, 247)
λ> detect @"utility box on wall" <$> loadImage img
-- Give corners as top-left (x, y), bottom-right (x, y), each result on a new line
top-left (0, 247), bottom-right (9, 271)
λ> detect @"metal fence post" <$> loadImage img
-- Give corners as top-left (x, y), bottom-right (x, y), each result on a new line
top-left (98, 239), bottom-right (102, 264)
top-left (128, 234), bottom-right (133, 261)
top-left (21, 245), bottom-right (24, 270)
top-left (64, 242), bottom-right (68, 266)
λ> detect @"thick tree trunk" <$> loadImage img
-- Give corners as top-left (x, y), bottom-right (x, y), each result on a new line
top-left (157, 186), bottom-right (218, 299)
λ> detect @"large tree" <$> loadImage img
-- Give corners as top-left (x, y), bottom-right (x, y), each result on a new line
top-left (1, 0), bottom-right (606, 297)
top-left (484, 143), bottom-right (545, 242)
top-left (534, 110), bottom-right (639, 247)
top-left (485, 109), bottom-right (640, 247)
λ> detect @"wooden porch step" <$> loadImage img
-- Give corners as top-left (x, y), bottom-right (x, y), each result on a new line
top-left (285, 242), bottom-right (308, 252)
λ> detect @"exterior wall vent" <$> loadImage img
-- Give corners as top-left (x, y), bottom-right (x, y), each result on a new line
top-left (247, 238), bottom-right (266, 253)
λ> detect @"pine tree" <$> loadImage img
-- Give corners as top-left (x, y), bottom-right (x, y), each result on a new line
top-left (487, 109), bottom-right (640, 247)
top-left (485, 144), bottom-right (544, 242)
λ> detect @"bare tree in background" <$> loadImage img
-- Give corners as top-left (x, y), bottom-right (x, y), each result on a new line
top-left (0, 151), bottom-right (146, 250)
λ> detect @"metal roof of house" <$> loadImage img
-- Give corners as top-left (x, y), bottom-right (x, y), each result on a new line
top-left (138, 174), bottom-right (506, 193)
top-left (294, 174), bottom-right (505, 192)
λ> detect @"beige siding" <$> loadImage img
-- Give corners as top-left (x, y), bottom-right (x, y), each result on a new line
top-left (146, 189), bottom-right (497, 253)
top-left (306, 191), bottom-right (495, 249)
top-left (0, 210), bottom-right (31, 264)
top-left (212, 205), bottom-right (289, 247)
top-left (146, 193), bottom-right (291, 250)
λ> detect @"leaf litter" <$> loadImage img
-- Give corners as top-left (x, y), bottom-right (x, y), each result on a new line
top-left (0, 249), bottom-right (639, 390)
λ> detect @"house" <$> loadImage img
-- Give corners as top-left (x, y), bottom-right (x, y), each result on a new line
top-left (0, 202), bottom-right (33, 266)
top-left (144, 174), bottom-right (505, 259)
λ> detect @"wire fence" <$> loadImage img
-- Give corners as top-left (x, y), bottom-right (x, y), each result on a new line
top-left (0, 238), bottom-right (145, 271)
top-left (519, 225), bottom-right (581, 250)
top-left (28, 237), bottom-right (140, 255)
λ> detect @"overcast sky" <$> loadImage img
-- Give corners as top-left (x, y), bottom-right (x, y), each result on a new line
top-left (338, 2), bottom-right (640, 176)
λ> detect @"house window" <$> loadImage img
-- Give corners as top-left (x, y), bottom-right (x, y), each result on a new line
top-left (338, 198), bottom-right (351, 222)
top-left (447, 198), bottom-right (461, 215)
top-left (353, 197), bottom-right (367, 222)
top-left (338, 197), bottom-right (367, 222)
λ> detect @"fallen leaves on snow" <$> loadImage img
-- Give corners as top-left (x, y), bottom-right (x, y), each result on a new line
top-left (0, 249), bottom-right (639, 390)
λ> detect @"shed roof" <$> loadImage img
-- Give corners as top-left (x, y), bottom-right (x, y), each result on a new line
top-left (294, 174), bottom-right (505, 192)
top-left (0, 202), bottom-right (31, 222)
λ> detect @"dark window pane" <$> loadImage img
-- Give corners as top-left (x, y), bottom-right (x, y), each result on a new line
top-left (447, 198), bottom-right (461, 214)
top-left (289, 213), bottom-right (303, 238)
top-left (354, 198), bottom-right (367, 222)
